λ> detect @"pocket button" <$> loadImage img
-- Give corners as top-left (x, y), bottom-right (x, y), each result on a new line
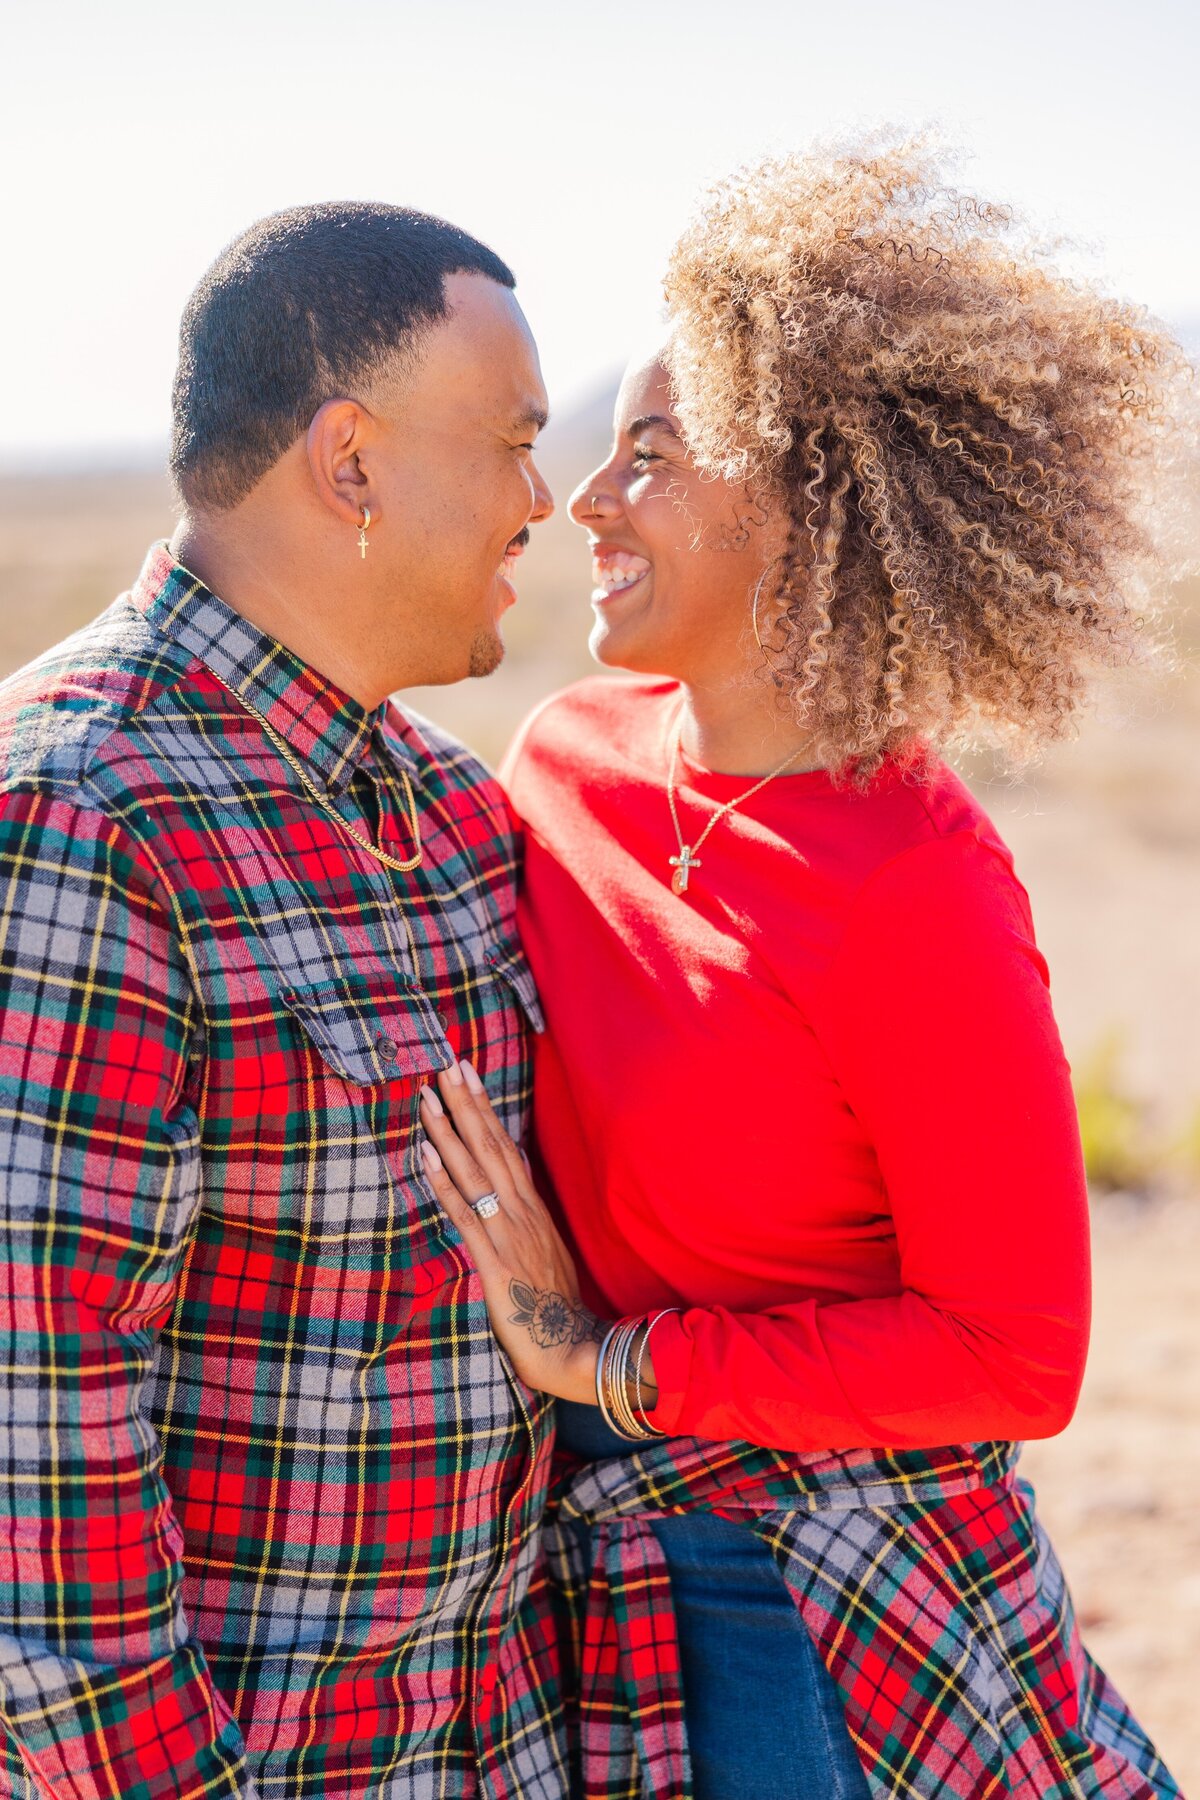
top-left (375, 1033), bottom-right (400, 1062)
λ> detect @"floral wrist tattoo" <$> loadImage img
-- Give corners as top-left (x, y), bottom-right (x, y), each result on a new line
top-left (508, 1280), bottom-right (607, 1349)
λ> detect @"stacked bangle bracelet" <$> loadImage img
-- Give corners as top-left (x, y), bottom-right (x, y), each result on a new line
top-left (594, 1308), bottom-right (679, 1442)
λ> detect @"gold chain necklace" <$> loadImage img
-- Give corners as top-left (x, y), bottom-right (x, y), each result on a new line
top-left (666, 721), bottom-right (807, 895)
top-left (208, 671), bottom-right (423, 874)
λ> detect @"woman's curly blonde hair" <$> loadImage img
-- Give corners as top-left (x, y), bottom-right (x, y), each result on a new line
top-left (663, 130), bottom-right (1197, 776)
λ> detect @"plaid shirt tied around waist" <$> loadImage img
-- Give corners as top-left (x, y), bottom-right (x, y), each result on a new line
top-left (544, 1436), bottom-right (1178, 1800)
top-left (0, 546), bottom-right (567, 1800)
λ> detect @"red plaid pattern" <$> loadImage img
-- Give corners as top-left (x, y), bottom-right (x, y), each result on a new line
top-left (0, 546), bottom-right (567, 1799)
top-left (545, 1436), bottom-right (1179, 1799)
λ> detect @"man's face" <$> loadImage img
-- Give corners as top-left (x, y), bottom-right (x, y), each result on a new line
top-left (368, 272), bottom-right (553, 685)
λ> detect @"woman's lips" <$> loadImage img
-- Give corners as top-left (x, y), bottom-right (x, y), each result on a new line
top-left (591, 549), bottom-right (651, 601)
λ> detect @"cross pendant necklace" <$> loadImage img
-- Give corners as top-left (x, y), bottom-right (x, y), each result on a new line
top-left (669, 844), bottom-right (701, 895)
top-left (665, 714), bottom-right (809, 899)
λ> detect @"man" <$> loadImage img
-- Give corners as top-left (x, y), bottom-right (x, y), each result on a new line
top-left (0, 203), bottom-right (562, 1799)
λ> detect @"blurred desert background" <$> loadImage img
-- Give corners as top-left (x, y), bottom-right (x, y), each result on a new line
top-left (2, 387), bottom-right (1198, 1782)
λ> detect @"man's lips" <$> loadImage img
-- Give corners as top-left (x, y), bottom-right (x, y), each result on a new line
top-left (500, 526), bottom-right (530, 576)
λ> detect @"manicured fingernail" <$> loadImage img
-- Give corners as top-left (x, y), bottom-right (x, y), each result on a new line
top-left (421, 1141), bottom-right (443, 1172)
top-left (443, 1058), bottom-right (464, 1085)
top-left (460, 1059), bottom-right (484, 1094)
top-left (420, 1085), bottom-right (443, 1115)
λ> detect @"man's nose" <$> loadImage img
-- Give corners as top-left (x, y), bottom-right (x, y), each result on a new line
top-left (528, 458), bottom-right (555, 525)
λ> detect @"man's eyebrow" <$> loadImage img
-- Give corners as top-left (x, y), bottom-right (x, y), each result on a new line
top-left (513, 404), bottom-right (550, 434)
top-left (626, 413), bottom-right (680, 437)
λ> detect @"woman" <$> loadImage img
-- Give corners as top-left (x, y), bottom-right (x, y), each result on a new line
top-left (418, 135), bottom-right (1190, 1798)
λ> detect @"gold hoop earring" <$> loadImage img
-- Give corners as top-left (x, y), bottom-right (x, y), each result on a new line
top-left (751, 568), bottom-right (770, 652)
top-left (356, 506), bottom-right (372, 559)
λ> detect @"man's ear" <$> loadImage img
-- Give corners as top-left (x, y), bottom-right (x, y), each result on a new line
top-left (306, 399), bottom-right (374, 526)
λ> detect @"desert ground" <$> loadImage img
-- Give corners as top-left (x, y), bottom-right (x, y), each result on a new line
top-left (1, 410), bottom-right (1197, 1788)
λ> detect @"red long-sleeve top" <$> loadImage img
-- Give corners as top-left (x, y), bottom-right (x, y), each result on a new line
top-left (502, 676), bottom-right (1091, 1451)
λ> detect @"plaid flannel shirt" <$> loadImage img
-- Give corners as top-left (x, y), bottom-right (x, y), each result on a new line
top-left (0, 545), bottom-right (567, 1800)
top-left (545, 1435), bottom-right (1179, 1800)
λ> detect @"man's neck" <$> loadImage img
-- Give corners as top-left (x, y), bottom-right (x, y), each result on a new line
top-left (171, 514), bottom-right (386, 710)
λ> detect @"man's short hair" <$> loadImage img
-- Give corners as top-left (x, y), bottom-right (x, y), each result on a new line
top-left (170, 201), bottom-right (516, 510)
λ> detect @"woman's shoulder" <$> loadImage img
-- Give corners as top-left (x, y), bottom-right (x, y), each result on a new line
top-left (875, 748), bottom-right (1012, 858)
top-left (501, 673), bottom-right (676, 791)
top-left (834, 749), bottom-right (1034, 944)
top-left (851, 745), bottom-right (1017, 866)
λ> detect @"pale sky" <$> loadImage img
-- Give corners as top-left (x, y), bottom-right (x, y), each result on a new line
top-left (3, 0), bottom-right (1196, 464)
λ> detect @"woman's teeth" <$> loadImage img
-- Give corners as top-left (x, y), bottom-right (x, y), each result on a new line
top-left (592, 551), bottom-right (651, 598)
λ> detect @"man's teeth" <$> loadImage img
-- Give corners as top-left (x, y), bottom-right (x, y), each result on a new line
top-left (592, 552), bottom-right (651, 596)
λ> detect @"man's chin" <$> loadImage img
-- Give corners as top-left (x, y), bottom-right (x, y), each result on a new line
top-left (467, 628), bottom-right (505, 680)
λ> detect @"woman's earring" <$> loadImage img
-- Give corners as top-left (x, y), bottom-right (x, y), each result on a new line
top-left (751, 567), bottom-right (771, 651)
top-left (356, 506), bottom-right (372, 559)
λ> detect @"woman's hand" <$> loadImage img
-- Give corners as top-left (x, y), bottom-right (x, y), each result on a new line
top-left (418, 1060), bottom-right (608, 1401)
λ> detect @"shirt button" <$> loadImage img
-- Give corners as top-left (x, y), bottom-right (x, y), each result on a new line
top-left (476, 1674), bottom-right (496, 1721)
top-left (436, 1011), bottom-right (451, 1031)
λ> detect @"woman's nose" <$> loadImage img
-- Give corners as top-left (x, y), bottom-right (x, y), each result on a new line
top-left (568, 472), bottom-right (615, 527)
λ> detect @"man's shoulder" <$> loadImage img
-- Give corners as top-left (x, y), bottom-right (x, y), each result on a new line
top-left (385, 700), bottom-right (518, 854)
top-left (387, 700), bottom-right (497, 790)
top-left (0, 596), bottom-right (193, 803)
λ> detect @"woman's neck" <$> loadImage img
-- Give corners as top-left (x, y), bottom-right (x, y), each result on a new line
top-left (674, 676), bottom-right (821, 778)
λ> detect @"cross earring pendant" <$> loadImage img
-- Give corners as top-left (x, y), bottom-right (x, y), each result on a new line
top-left (357, 525), bottom-right (369, 559)
top-left (669, 846), bottom-right (700, 895)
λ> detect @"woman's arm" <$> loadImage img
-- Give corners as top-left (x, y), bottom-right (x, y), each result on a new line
top-left (421, 830), bottom-right (1090, 1450)
top-left (645, 831), bottom-right (1091, 1448)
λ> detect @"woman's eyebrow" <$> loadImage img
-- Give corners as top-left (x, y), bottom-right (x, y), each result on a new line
top-left (625, 414), bottom-right (681, 437)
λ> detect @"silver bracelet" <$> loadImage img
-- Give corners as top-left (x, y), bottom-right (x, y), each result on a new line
top-left (633, 1308), bottom-right (678, 1435)
top-left (607, 1319), bottom-right (646, 1440)
top-left (594, 1322), bottom-right (618, 1413)
top-left (595, 1321), bottom-right (645, 1442)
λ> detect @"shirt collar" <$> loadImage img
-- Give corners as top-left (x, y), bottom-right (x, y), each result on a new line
top-left (131, 541), bottom-right (396, 797)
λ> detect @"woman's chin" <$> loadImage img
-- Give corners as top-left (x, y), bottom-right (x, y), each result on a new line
top-left (588, 625), bottom-right (684, 679)
top-left (589, 615), bottom-right (654, 671)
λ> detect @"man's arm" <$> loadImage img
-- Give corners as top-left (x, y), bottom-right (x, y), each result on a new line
top-left (0, 785), bottom-right (255, 1800)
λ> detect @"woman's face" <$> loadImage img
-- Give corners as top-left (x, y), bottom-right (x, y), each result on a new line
top-left (569, 356), bottom-right (783, 683)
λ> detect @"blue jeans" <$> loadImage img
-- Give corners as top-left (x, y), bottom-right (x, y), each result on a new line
top-left (556, 1401), bottom-right (871, 1800)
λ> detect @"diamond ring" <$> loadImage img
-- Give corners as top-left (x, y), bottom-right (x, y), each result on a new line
top-left (471, 1191), bottom-right (501, 1220)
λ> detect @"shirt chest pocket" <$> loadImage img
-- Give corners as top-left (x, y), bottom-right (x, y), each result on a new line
top-left (485, 941), bottom-right (545, 1036)
top-left (279, 941), bottom-right (543, 1091)
top-left (270, 950), bottom-right (540, 1236)
top-left (280, 969), bottom-right (454, 1089)
top-left (198, 966), bottom-right (454, 1246)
